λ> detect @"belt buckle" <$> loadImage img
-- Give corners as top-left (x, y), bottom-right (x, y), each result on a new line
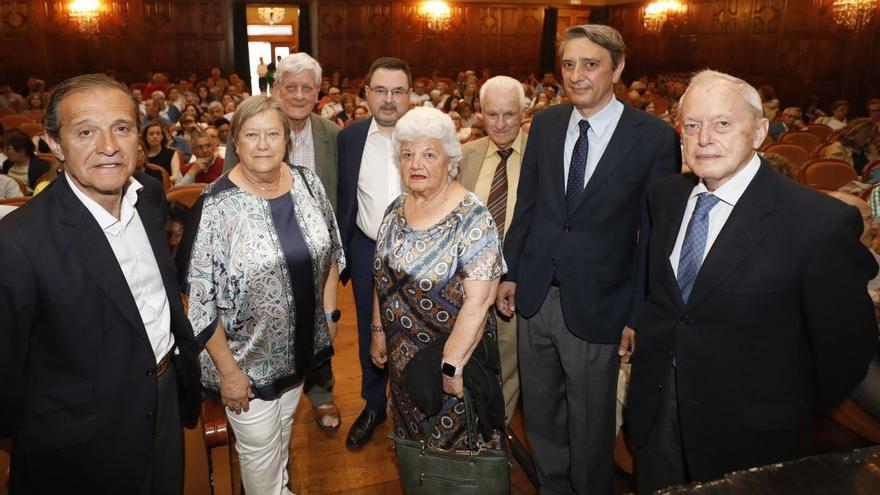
top-left (155, 350), bottom-right (173, 377)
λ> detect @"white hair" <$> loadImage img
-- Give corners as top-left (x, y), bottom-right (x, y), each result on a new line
top-left (275, 52), bottom-right (322, 87)
top-left (151, 90), bottom-right (165, 99)
top-left (479, 75), bottom-right (528, 111)
top-left (392, 107), bottom-right (462, 180)
top-left (680, 70), bottom-right (763, 120)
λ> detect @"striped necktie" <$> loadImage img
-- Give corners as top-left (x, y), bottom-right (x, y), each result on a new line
top-left (487, 147), bottom-right (513, 243)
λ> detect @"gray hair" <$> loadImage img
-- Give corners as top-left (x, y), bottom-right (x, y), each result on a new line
top-left (151, 90), bottom-right (166, 99)
top-left (229, 95), bottom-right (292, 160)
top-left (207, 101), bottom-right (224, 112)
top-left (479, 75), bottom-right (528, 111)
top-left (392, 107), bottom-right (462, 180)
top-left (558, 24), bottom-right (626, 69)
top-left (681, 70), bottom-right (763, 120)
top-left (275, 52), bottom-right (322, 87)
top-left (44, 73), bottom-right (137, 140)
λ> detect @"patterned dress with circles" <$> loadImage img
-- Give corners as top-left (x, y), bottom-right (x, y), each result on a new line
top-left (373, 191), bottom-right (506, 451)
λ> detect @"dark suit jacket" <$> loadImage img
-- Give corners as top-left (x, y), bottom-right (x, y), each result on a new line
top-left (626, 163), bottom-right (878, 481)
top-left (337, 117), bottom-right (373, 284)
top-left (504, 103), bottom-right (681, 343)
top-left (223, 113), bottom-right (340, 208)
top-left (0, 172), bottom-right (200, 493)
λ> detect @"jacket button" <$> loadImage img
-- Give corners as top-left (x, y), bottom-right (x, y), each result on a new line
top-left (679, 315), bottom-right (691, 325)
top-left (145, 369), bottom-right (154, 376)
top-left (563, 225), bottom-right (570, 232)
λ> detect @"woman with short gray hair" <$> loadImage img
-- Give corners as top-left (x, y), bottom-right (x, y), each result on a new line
top-left (370, 107), bottom-right (507, 456)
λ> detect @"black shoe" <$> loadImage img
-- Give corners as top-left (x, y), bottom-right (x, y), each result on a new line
top-left (345, 408), bottom-right (387, 449)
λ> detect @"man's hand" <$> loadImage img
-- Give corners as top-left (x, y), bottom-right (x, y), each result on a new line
top-left (219, 366), bottom-right (254, 414)
top-left (496, 281), bottom-right (517, 317)
top-left (618, 326), bottom-right (636, 364)
top-left (194, 156), bottom-right (211, 172)
top-left (370, 331), bottom-right (387, 368)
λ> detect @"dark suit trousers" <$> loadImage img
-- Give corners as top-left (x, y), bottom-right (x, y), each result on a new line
top-left (518, 287), bottom-right (619, 495)
top-left (138, 360), bottom-right (184, 495)
top-left (634, 366), bottom-right (688, 494)
top-left (351, 227), bottom-right (388, 411)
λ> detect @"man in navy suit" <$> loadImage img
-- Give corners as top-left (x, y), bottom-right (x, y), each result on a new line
top-left (337, 57), bottom-right (413, 448)
top-left (498, 24), bottom-right (680, 494)
top-left (0, 74), bottom-right (200, 494)
top-left (626, 69), bottom-right (878, 492)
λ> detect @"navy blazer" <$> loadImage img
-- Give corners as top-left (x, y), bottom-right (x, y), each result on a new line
top-left (504, 103), bottom-right (681, 343)
top-left (626, 163), bottom-right (877, 481)
top-left (0, 172), bottom-right (200, 492)
top-left (336, 117), bottom-right (372, 283)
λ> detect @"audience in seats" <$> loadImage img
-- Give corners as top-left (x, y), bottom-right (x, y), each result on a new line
top-left (815, 99), bottom-right (850, 130)
top-left (822, 119), bottom-right (880, 176)
top-left (2, 128), bottom-right (49, 193)
top-left (177, 129), bottom-right (223, 185)
top-left (142, 120), bottom-right (182, 183)
top-left (320, 87), bottom-right (343, 120)
top-left (768, 106), bottom-right (808, 141)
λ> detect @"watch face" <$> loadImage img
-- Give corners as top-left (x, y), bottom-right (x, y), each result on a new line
top-left (442, 362), bottom-right (457, 378)
top-left (331, 309), bottom-right (341, 322)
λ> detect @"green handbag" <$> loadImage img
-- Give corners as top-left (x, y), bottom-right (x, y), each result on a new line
top-left (393, 388), bottom-right (511, 494)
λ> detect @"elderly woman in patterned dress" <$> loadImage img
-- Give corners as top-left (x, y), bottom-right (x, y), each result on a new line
top-left (370, 106), bottom-right (506, 452)
top-left (181, 95), bottom-right (344, 494)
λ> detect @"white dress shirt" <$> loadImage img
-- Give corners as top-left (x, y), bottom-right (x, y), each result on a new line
top-left (563, 97), bottom-right (625, 193)
top-left (669, 153), bottom-right (761, 276)
top-left (356, 119), bottom-right (402, 240)
top-left (65, 174), bottom-right (174, 363)
top-left (290, 117), bottom-right (316, 173)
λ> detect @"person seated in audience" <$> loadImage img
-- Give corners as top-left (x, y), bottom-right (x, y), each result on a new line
top-left (640, 99), bottom-right (656, 114)
top-left (800, 94), bottom-right (825, 123)
top-left (448, 110), bottom-right (469, 142)
top-left (318, 77), bottom-right (332, 100)
top-left (144, 71), bottom-right (170, 97)
top-left (151, 90), bottom-right (181, 124)
top-left (335, 94), bottom-right (356, 128)
top-left (0, 84), bottom-right (24, 110)
top-left (826, 191), bottom-right (880, 421)
top-left (768, 106), bottom-right (808, 140)
top-left (0, 172), bottom-right (23, 199)
top-left (815, 99), bottom-right (849, 130)
top-left (134, 138), bottom-right (164, 185)
top-left (758, 84), bottom-right (779, 120)
top-left (534, 71), bottom-right (563, 98)
top-left (208, 67), bottom-right (229, 91)
top-left (352, 104), bottom-right (369, 123)
top-left (180, 103), bottom-right (202, 124)
top-left (762, 152), bottom-right (796, 179)
top-left (1, 128), bottom-right (49, 193)
top-left (24, 93), bottom-right (44, 111)
top-left (409, 79), bottom-right (430, 106)
top-left (206, 101), bottom-right (225, 123)
top-left (141, 98), bottom-right (170, 128)
top-left (143, 120), bottom-right (182, 182)
top-left (165, 201), bottom-right (188, 259)
top-left (177, 129), bottom-right (223, 185)
top-left (196, 83), bottom-right (213, 109)
top-left (204, 125), bottom-right (225, 159)
top-left (168, 87), bottom-right (186, 110)
top-left (214, 117), bottom-right (230, 143)
top-left (223, 100), bottom-right (236, 120)
top-left (822, 119), bottom-right (880, 176)
top-left (868, 99), bottom-right (880, 125)
top-left (321, 87), bottom-right (343, 120)
top-left (458, 101), bottom-right (478, 128)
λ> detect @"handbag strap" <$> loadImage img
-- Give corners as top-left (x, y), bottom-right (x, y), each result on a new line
top-left (425, 388), bottom-right (480, 456)
top-left (293, 165), bottom-right (314, 199)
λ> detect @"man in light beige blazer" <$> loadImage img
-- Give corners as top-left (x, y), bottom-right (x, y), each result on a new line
top-left (458, 75), bottom-right (528, 423)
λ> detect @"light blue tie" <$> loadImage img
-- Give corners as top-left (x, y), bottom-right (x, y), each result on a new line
top-left (677, 193), bottom-right (721, 303)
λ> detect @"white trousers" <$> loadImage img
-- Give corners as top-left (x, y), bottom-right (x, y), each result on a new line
top-left (225, 383), bottom-right (303, 495)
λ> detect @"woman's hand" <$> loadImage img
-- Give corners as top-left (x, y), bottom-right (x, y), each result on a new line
top-left (327, 320), bottom-right (339, 341)
top-left (370, 331), bottom-right (387, 368)
top-left (219, 366), bottom-right (254, 414)
top-left (443, 374), bottom-right (464, 398)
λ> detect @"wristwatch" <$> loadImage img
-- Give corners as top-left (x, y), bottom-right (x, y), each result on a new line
top-left (441, 361), bottom-right (463, 378)
top-left (325, 309), bottom-right (341, 322)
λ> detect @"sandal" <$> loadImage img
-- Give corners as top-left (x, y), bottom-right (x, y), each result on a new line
top-left (315, 402), bottom-right (341, 431)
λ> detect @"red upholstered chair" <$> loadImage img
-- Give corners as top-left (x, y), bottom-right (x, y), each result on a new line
top-left (0, 106), bottom-right (16, 117)
top-left (166, 183), bottom-right (206, 208)
top-left (0, 196), bottom-right (29, 207)
top-left (805, 123), bottom-right (834, 143)
top-left (0, 114), bottom-right (32, 131)
top-left (145, 163), bottom-right (171, 192)
top-left (19, 122), bottom-right (44, 138)
top-left (20, 110), bottom-right (43, 123)
top-left (762, 143), bottom-right (812, 174)
top-left (780, 131), bottom-right (821, 154)
top-left (798, 158), bottom-right (858, 189)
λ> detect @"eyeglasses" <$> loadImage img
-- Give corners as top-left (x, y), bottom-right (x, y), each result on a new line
top-left (368, 86), bottom-right (410, 98)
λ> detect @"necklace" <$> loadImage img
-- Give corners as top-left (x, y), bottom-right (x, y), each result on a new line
top-left (242, 166), bottom-right (287, 193)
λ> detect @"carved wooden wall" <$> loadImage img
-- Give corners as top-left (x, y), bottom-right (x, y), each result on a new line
top-left (316, 1), bottom-right (555, 80)
top-left (604, 0), bottom-right (880, 113)
top-left (0, 0), bottom-right (233, 86)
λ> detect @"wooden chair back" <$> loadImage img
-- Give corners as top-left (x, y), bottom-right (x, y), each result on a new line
top-left (0, 106), bottom-right (15, 117)
top-left (780, 131), bottom-right (821, 154)
top-left (799, 158), bottom-right (858, 189)
top-left (0, 196), bottom-right (29, 206)
top-left (829, 399), bottom-right (880, 444)
top-left (0, 114), bottom-right (33, 131)
top-left (20, 110), bottom-right (43, 123)
top-left (805, 123), bottom-right (834, 142)
top-left (762, 143), bottom-right (812, 173)
top-left (166, 183), bottom-right (206, 208)
top-left (146, 163), bottom-right (171, 191)
top-left (19, 122), bottom-right (44, 138)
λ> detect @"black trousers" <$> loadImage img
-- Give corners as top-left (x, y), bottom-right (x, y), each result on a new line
top-left (138, 360), bottom-right (184, 495)
top-left (635, 366), bottom-right (688, 494)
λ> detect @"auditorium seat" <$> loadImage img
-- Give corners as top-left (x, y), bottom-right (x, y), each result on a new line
top-left (166, 183), bottom-right (206, 208)
top-left (0, 114), bottom-right (32, 131)
top-left (805, 123), bottom-right (834, 143)
top-left (18, 123), bottom-right (43, 138)
top-left (780, 131), bottom-right (821, 154)
top-left (762, 143), bottom-right (812, 173)
top-left (146, 163), bottom-right (171, 191)
top-left (798, 158), bottom-right (858, 189)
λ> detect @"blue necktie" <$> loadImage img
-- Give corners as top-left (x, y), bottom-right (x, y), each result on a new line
top-left (676, 193), bottom-right (721, 303)
top-left (565, 120), bottom-right (591, 213)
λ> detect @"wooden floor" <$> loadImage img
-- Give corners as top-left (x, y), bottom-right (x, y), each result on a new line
top-left (279, 283), bottom-right (537, 495)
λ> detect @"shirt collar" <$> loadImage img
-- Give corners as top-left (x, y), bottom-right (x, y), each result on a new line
top-left (65, 172), bottom-right (143, 231)
top-left (367, 117), bottom-right (391, 138)
top-left (292, 116), bottom-right (312, 140)
top-left (566, 97), bottom-right (624, 139)
top-left (690, 152), bottom-right (761, 207)
top-left (486, 129), bottom-right (525, 157)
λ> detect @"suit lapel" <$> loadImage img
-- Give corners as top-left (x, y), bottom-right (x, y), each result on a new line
top-left (550, 105), bottom-right (571, 215)
top-left (310, 114), bottom-right (330, 180)
top-left (684, 164), bottom-right (777, 309)
top-left (56, 176), bottom-right (152, 348)
top-left (571, 106), bottom-right (643, 216)
top-left (659, 175), bottom-right (698, 307)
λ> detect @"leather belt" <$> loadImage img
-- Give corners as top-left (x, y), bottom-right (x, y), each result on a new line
top-left (156, 349), bottom-right (173, 377)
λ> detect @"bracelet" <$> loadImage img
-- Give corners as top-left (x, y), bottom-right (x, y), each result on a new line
top-left (370, 323), bottom-right (385, 334)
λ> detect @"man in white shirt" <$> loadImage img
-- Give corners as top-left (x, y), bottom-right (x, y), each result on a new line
top-left (257, 57), bottom-right (269, 94)
top-left (320, 87), bottom-right (343, 120)
top-left (337, 57), bottom-right (412, 449)
top-left (0, 73), bottom-right (200, 494)
top-left (627, 70), bottom-right (877, 492)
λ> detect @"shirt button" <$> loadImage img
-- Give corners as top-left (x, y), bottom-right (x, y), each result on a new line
top-left (563, 225), bottom-right (571, 232)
